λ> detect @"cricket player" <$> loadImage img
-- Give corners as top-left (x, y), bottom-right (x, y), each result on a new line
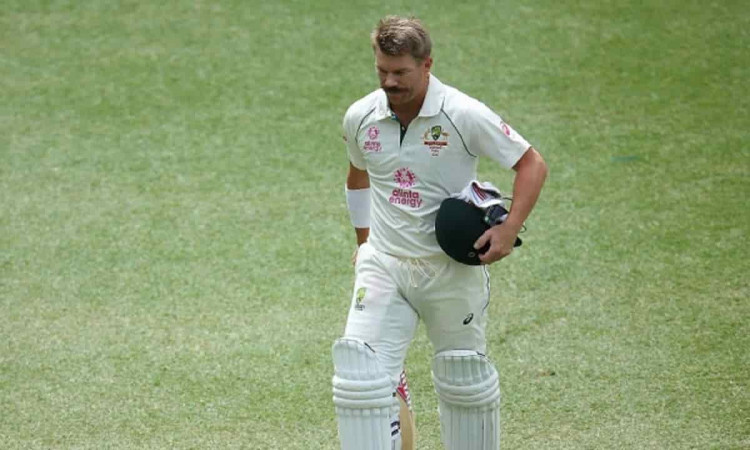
top-left (332, 16), bottom-right (548, 450)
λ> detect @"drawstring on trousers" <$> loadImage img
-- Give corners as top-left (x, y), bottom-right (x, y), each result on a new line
top-left (403, 258), bottom-right (437, 288)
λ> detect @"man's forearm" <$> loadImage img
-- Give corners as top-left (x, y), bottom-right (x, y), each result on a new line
top-left (354, 228), bottom-right (370, 246)
top-left (506, 148), bottom-right (548, 229)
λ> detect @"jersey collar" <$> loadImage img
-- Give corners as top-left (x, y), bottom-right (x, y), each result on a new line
top-left (374, 74), bottom-right (446, 121)
top-left (419, 74), bottom-right (446, 118)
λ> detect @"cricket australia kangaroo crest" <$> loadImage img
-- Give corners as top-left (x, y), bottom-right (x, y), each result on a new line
top-left (423, 125), bottom-right (449, 156)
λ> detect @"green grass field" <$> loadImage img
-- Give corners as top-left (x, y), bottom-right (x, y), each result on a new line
top-left (2, 1), bottom-right (748, 448)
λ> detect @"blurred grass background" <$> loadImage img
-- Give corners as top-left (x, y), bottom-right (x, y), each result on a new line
top-left (1, 0), bottom-right (748, 448)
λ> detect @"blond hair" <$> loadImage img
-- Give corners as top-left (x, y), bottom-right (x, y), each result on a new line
top-left (371, 16), bottom-right (432, 60)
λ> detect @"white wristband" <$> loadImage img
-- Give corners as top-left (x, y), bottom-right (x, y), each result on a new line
top-left (345, 186), bottom-right (371, 228)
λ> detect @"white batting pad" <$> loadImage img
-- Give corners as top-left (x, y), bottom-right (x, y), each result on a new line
top-left (332, 338), bottom-right (401, 450)
top-left (432, 350), bottom-right (501, 450)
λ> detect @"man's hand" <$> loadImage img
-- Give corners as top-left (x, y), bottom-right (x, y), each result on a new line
top-left (474, 147), bottom-right (548, 265)
top-left (473, 221), bottom-right (522, 265)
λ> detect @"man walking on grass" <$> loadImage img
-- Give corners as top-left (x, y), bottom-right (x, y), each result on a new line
top-left (333, 15), bottom-right (548, 450)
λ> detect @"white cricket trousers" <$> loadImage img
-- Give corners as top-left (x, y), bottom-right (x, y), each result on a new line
top-left (343, 242), bottom-right (492, 385)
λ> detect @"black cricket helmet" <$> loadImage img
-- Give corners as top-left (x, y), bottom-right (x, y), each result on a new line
top-left (435, 197), bottom-right (521, 265)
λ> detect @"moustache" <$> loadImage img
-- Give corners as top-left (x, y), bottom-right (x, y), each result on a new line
top-left (385, 88), bottom-right (405, 94)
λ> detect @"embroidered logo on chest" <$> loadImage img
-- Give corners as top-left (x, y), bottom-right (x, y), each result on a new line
top-left (390, 168), bottom-right (422, 209)
top-left (363, 126), bottom-right (382, 152)
top-left (423, 125), bottom-right (449, 156)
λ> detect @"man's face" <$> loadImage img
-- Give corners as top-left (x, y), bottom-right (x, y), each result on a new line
top-left (375, 48), bottom-right (432, 107)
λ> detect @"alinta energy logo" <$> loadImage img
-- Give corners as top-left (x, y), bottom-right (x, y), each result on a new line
top-left (390, 167), bottom-right (422, 208)
top-left (363, 126), bottom-right (382, 152)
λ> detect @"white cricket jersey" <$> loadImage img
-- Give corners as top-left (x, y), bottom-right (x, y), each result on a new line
top-left (343, 74), bottom-right (531, 258)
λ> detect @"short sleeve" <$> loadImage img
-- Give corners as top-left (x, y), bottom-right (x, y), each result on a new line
top-left (343, 107), bottom-right (367, 170)
top-left (468, 100), bottom-right (531, 169)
